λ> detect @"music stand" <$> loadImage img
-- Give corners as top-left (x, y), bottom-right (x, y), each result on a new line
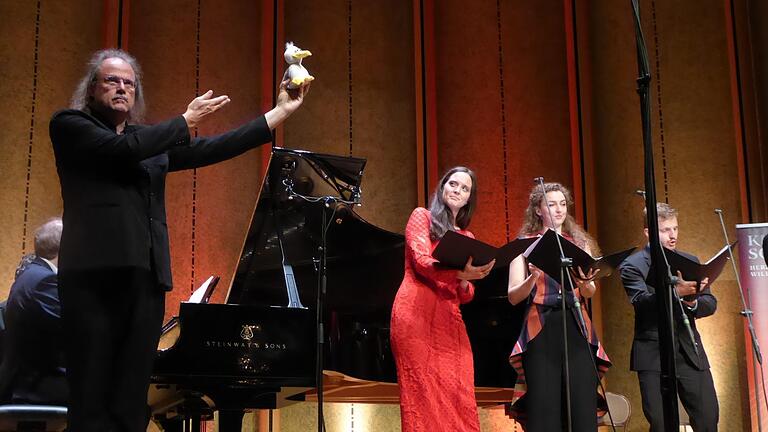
top-left (275, 148), bottom-right (367, 432)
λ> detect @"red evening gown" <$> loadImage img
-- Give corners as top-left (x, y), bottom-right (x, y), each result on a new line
top-left (390, 207), bottom-right (480, 432)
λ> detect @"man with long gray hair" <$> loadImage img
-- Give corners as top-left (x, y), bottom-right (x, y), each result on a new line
top-left (49, 48), bottom-right (310, 432)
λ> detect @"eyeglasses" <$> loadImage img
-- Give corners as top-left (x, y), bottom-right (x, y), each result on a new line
top-left (101, 75), bottom-right (136, 90)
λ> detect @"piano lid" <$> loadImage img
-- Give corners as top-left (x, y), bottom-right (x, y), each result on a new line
top-left (270, 147), bottom-right (366, 204)
top-left (225, 147), bottom-right (403, 311)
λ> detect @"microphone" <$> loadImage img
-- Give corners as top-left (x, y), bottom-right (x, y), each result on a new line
top-left (714, 208), bottom-right (723, 214)
top-left (533, 176), bottom-right (544, 184)
top-left (635, 189), bottom-right (646, 199)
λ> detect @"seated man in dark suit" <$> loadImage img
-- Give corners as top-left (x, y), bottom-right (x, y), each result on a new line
top-left (620, 203), bottom-right (718, 432)
top-left (0, 217), bottom-right (67, 405)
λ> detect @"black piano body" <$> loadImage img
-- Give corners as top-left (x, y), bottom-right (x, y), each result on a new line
top-left (151, 148), bottom-right (404, 427)
top-left (150, 147), bottom-right (525, 429)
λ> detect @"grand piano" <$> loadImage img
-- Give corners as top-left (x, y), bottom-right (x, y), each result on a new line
top-left (150, 148), bottom-right (524, 430)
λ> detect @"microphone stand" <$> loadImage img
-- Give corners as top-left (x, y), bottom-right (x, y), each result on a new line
top-left (534, 177), bottom-right (616, 432)
top-left (316, 198), bottom-right (331, 432)
top-left (635, 193), bottom-right (700, 361)
top-left (715, 208), bottom-right (766, 430)
top-left (659, 247), bottom-right (701, 358)
top-left (635, 192), bottom-right (700, 359)
top-left (630, 0), bottom-right (680, 428)
top-left (284, 179), bottom-right (360, 432)
top-left (535, 177), bottom-right (575, 432)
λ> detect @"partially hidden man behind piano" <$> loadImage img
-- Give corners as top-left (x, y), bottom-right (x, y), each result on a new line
top-left (0, 217), bottom-right (66, 405)
top-left (50, 49), bottom-right (310, 432)
top-left (620, 202), bottom-right (719, 432)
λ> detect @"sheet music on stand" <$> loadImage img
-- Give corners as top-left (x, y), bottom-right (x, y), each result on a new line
top-left (522, 229), bottom-right (636, 284)
top-left (188, 275), bottom-right (220, 304)
top-left (158, 275), bottom-right (220, 350)
top-left (276, 147), bottom-right (366, 205)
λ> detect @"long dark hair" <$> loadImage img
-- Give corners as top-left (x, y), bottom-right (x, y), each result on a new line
top-left (429, 166), bottom-right (478, 242)
top-left (519, 182), bottom-right (600, 255)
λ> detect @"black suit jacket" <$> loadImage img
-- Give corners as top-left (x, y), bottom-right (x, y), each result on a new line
top-left (620, 245), bottom-right (717, 371)
top-left (50, 109), bottom-right (273, 289)
top-left (0, 257), bottom-right (66, 404)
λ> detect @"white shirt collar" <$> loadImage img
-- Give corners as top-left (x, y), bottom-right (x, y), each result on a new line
top-left (40, 257), bottom-right (58, 274)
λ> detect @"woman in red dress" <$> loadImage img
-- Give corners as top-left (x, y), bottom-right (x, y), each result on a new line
top-left (390, 166), bottom-right (495, 432)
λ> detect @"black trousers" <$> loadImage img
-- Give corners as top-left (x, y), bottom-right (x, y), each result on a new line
top-left (522, 308), bottom-right (598, 432)
top-left (59, 268), bottom-right (165, 432)
top-left (637, 355), bottom-right (719, 432)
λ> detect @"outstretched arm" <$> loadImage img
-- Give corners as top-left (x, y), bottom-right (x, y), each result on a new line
top-left (169, 80), bottom-right (310, 171)
top-left (182, 90), bottom-right (231, 129)
top-left (265, 79), bottom-right (310, 130)
top-left (181, 78), bottom-right (309, 130)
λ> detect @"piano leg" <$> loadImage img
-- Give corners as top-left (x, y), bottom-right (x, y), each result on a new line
top-left (218, 410), bottom-right (245, 432)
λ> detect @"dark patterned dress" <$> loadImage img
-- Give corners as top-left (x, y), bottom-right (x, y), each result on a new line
top-left (506, 233), bottom-right (611, 427)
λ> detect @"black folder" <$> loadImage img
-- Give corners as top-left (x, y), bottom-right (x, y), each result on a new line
top-left (663, 242), bottom-right (735, 287)
top-left (432, 230), bottom-right (537, 270)
top-left (523, 229), bottom-right (636, 282)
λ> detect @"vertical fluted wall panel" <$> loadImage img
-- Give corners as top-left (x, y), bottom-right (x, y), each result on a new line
top-left (589, 1), bottom-right (748, 430)
top-left (0, 1), bottom-right (761, 431)
top-left (434, 0), bottom-right (575, 246)
top-left (283, 0), bottom-right (417, 233)
top-left (127, 0), bottom-right (265, 312)
top-left (0, 0), bottom-right (102, 298)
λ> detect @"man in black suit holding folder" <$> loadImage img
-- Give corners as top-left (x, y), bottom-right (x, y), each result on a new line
top-left (620, 202), bottom-right (718, 432)
top-left (50, 49), bottom-right (310, 432)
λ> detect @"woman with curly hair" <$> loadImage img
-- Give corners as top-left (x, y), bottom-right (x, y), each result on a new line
top-left (506, 182), bottom-right (611, 431)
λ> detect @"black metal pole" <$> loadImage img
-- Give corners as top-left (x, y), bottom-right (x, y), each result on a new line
top-left (316, 201), bottom-right (328, 432)
top-left (559, 262), bottom-right (574, 432)
top-left (630, 0), bottom-right (680, 429)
